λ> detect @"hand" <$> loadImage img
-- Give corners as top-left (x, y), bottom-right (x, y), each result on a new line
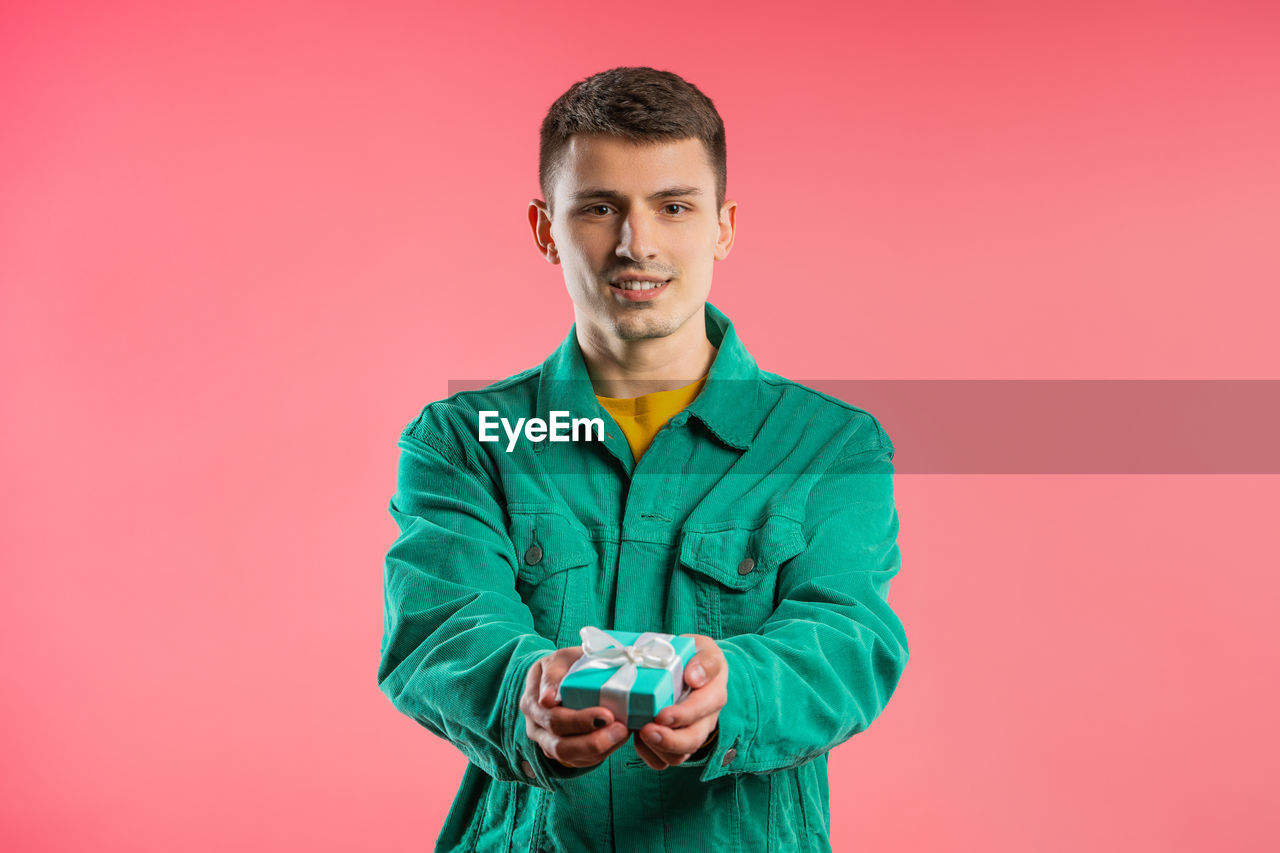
top-left (520, 646), bottom-right (631, 768)
top-left (634, 634), bottom-right (727, 770)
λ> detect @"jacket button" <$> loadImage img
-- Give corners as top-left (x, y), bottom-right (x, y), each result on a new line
top-left (737, 557), bottom-right (755, 575)
top-left (525, 545), bottom-right (543, 566)
top-left (721, 747), bottom-right (737, 766)
top-left (521, 759), bottom-right (535, 778)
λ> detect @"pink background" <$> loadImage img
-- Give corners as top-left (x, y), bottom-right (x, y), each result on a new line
top-left (3, 0), bottom-right (1278, 850)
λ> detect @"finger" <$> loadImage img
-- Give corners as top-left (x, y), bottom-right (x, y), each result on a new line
top-left (656, 748), bottom-right (694, 767)
top-left (554, 722), bottom-right (630, 767)
top-left (521, 660), bottom-right (553, 729)
top-left (681, 645), bottom-right (724, 690)
top-left (545, 704), bottom-right (615, 737)
top-left (526, 719), bottom-right (558, 761)
top-left (595, 728), bottom-right (635, 763)
top-left (639, 726), bottom-right (695, 766)
top-left (548, 726), bottom-right (632, 769)
top-left (654, 681), bottom-right (726, 729)
top-left (632, 734), bottom-right (670, 771)
top-left (539, 646), bottom-right (583, 707)
top-left (639, 718), bottom-right (714, 757)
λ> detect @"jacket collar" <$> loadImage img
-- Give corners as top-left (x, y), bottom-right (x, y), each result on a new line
top-left (535, 301), bottom-right (761, 452)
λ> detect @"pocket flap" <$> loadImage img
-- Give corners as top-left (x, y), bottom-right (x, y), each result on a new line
top-left (678, 516), bottom-right (806, 591)
top-left (509, 509), bottom-right (596, 585)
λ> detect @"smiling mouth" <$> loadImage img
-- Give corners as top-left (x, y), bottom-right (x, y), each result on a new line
top-left (610, 280), bottom-right (670, 291)
top-left (607, 279), bottom-right (671, 302)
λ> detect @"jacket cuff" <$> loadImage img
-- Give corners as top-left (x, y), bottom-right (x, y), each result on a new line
top-left (697, 640), bottom-right (758, 781)
top-left (503, 648), bottom-right (599, 790)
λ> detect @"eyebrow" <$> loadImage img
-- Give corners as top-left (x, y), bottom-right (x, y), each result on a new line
top-left (569, 185), bottom-right (704, 202)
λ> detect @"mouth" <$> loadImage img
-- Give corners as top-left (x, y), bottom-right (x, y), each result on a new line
top-left (608, 278), bottom-right (671, 302)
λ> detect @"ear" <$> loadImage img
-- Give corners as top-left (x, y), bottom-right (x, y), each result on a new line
top-left (528, 199), bottom-right (559, 264)
top-left (714, 200), bottom-right (737, 261)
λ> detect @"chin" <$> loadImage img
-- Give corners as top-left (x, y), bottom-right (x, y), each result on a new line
top-left (610, 314), bottom-right (681, 341)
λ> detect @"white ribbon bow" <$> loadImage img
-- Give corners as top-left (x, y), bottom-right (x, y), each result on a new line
top-left (559, 626), bottom-right (687, 724)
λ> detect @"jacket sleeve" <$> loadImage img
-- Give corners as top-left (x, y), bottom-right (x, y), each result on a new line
top-left (377, 414), bottom-right (596, 790)
top-left (697, 426), bottom-right (909, 781)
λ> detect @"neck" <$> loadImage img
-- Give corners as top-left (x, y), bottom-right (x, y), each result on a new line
top-left (577, 308), bottom-right (717, 399)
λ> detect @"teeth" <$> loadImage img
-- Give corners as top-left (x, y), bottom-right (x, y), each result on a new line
top-left (613, 281), bottom-right (666, 290)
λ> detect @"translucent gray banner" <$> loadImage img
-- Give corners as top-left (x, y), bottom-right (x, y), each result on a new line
top-left (446, 380), bottom-right (1280, 473)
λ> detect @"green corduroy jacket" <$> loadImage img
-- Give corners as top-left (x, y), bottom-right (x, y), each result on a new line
top-left (378, 302), bottom-right (909, 852)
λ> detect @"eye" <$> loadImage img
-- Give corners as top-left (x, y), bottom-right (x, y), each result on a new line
top-left (583, 205), bottom-right (613, 216)
top-left (663, 203), bottom-right (690, 215)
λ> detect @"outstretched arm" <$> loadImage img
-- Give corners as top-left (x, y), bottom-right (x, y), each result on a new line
top-left (634, 434), bottom-right (909, 778)
top-left (377, 418), bottom-right (623, 789)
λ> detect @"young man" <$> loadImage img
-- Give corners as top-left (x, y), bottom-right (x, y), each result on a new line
top-left (379, 67), bottom-right (909, 852)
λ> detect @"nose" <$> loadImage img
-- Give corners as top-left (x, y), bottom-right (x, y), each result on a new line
top-left (615, 210), bottom-right (658, 262)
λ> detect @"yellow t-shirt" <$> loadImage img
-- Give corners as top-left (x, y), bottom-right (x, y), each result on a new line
top-left (595, 375), bottom-right (708, 462)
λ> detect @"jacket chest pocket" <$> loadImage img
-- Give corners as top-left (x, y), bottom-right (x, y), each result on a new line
top-left (508, 508), bottom-right (596, 646)
top-left (677, 515), bottom-right (806, 638)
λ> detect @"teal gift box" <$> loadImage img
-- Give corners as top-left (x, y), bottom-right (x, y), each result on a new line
top-left (558, 626), bottom-right (697, 730)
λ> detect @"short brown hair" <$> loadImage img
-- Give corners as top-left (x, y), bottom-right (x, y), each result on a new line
top-left (539, 67), bottom-right (727, 211)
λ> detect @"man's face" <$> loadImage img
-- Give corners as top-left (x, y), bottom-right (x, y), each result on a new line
top-left (531, 134), bottom-right (736, 344)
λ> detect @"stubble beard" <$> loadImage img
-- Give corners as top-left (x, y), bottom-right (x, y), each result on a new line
top-left (596, 275), bottom-right (683, 341)
top-left (609, 308), bottom-right (683, 341)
